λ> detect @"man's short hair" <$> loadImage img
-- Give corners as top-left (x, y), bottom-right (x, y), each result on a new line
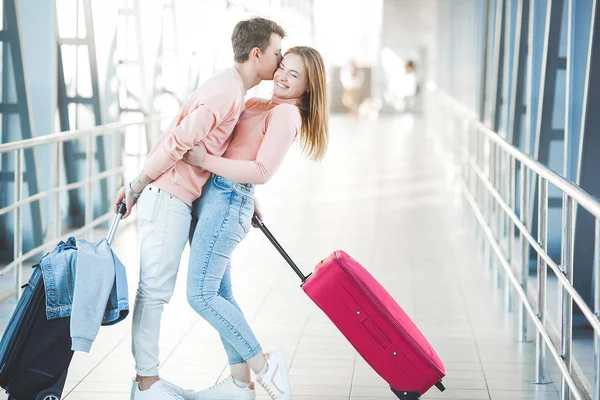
top-left (231, 17), bottom-right (286, 63)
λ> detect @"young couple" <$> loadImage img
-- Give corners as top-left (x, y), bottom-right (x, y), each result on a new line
top-left (114, 17), bottom-right (329, 400)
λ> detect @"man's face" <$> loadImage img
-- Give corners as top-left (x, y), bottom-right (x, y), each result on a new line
top-left (258, 33), bottom-right (283, 80)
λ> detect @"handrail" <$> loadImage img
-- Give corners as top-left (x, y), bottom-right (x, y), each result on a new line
top-left (436, 90), bottom-right (600, 400)
top-left (0, 116), bottom-right (162, 153)
top-left (0, 167), bottom-right (124, 217)
top-left (438, 91), bottom-right (600, 219)
top-left (462, 180), bottom-right (583, 400)
top-left (1, 210), bottom-right (116, 276)
top-left (468, 157), bottom-right (600, 334)
top-left (0, 115), bottom-right (168, 300)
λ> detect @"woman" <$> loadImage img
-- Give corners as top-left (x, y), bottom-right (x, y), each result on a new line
top-left (183, 46), bottom-right (328, 400)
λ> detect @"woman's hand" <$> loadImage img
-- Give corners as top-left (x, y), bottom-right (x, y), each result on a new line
top-left (252, 197), bottom-right (263, 228)
top-left (183, 143), bottom-right (208, 167)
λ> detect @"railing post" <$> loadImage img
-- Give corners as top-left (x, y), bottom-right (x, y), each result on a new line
top-left (114, 130), bottom-right (122, 193)
top-left (518, 163), bottom-right (530, 342)
top-left (461, 119), bottom-right (469, 221)
top-left (476, 127), bottom-right (485, 255)
top-left (137, 124), bottom-right (144, 173)
top-left (534, 176), bottom-right (552, 384)
top-left (561, 195), bottom-right (575, 400)
top-left (505, 154), bottom-right (515, 311)
top-left (492, 141), bottom-right (501, 288)
top-left (467, 124), bottom-right (477, 239)
top-left (594, 217), bottom-right (600, 400)
top-left (13, 149), bottom-right (23, 299)
top-left (486, 137), bottom-right (494, 278)
top-left (85, 135), bottom-right (94, 240)
top-left (53, 142), bottom-right (62, 241)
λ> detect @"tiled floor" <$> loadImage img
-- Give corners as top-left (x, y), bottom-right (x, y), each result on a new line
top-left (0, 114), bottom-right (562, 399)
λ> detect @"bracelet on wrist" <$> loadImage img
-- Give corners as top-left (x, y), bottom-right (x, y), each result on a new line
top-left (126, 183), bottom-right (141, 199)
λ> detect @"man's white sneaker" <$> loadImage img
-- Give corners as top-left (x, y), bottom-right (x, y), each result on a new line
top-left (256, 350), bottom-right (291, 400)
top-left (131, 379), bottom-right (195, 400)
top-left (193, 376), bottom-right (256, 400)
top-left (163, 380), bottom-right (196, 400)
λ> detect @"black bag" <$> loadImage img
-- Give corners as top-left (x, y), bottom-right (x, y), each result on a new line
top-left (0, 266), bottom-right (72, 400)
top-left (0, 202), bottom-right (126, 400)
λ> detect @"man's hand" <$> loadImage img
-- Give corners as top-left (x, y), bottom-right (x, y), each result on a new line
top-left (183, 143), bottom-right (208, 167)
top-left (114, 186), bottom-right (137, 219)
top-left (252, 197), bottom-right (263, 228)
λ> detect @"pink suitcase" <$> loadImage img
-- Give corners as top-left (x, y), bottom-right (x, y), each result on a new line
top-left (253, 217), bottom-right (446, 399)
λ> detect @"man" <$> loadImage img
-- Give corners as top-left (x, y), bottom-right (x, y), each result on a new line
top-left (114, 17), bottom-right (285, 400)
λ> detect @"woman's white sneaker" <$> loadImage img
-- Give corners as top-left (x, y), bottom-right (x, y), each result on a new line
top-left (256, 350), bottom-right (291, 400)
top-left (193, 376), bottom-right (256, 400)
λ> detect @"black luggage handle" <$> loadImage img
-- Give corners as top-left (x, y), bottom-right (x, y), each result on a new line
top-left (107, 202), bottom-right (127, 246)
top-left (252, 215), bottom-right (311, 283)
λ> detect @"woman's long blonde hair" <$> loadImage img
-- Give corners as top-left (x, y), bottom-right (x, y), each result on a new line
top-left (286, 46), bottom-right (328, 161)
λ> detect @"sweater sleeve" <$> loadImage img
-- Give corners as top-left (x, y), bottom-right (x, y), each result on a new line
top-left (144, 70), bottom-right (243, 179)
top-left (70, 240), bottom-right (116, 352)
top-left (201, 104), bottom-right (301, 184)
top-left (143, 105), bottom-right (217, 179)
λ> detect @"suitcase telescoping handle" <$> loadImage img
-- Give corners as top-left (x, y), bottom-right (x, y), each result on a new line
top-left (252, 215), bottom-right (311, 283)
top-left (107, 201), bottom-right (127, 246)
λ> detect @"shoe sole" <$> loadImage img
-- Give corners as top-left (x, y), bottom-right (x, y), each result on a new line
top-left (194, 393), bottom-right (255, 400)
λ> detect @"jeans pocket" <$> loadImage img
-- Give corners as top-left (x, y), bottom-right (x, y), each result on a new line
top-left (238, 195), bottom-right (253, 234)
top-left (137, 187), bottom-right (159, 223)
top-left (213, 175), bottom-right (234, 192)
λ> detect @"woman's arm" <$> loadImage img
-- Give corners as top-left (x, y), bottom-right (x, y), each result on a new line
top-left (184, 105), bottom-right (301, 184)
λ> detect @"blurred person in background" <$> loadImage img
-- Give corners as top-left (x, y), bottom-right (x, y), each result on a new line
top-left (340, 59), bottom-right (364, 117)
top-left (402, 60), bottom-right (418, 112)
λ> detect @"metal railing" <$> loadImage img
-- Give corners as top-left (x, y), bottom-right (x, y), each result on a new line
top-left (437, 91), bottom-right (600, 400)
top-left (0, 116), bottom-right (163, 300)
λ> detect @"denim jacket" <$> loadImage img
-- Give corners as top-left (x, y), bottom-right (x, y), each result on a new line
top-left (40, 236), bottom-right (129, 352)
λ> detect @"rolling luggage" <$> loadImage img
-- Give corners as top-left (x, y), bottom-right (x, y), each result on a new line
top-left (252, 216), bottom-right (446, 399)
top-left (0, 203), bottom-right (127, 400)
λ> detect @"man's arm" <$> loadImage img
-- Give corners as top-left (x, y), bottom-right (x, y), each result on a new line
top-left (115, 103), bottom-right (220, 219)
top-left (114, 170), bottom-right (153, 219)
top-left (130, 170), bottom-right (153, 193)
top-left (144, 105), bottom-right (217, 180)
top-left (182, 105), bottom-right (299, 184)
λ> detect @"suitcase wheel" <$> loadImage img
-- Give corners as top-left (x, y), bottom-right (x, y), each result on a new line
top-left (390, 386), bottom-right (420, 399)
top-left (35, 389), bottom-right (61, 400)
